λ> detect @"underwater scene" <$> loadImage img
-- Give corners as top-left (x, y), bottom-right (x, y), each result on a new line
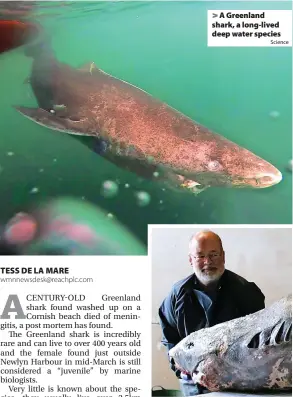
top-left (0, 1), bottom-right (292, 254)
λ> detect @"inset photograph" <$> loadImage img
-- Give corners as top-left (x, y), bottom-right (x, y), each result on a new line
top-left (151, 226), bottom-right (292, 396)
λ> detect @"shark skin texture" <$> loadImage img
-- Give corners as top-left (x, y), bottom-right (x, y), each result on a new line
top-left (169, 295), bottom-right (292, 392)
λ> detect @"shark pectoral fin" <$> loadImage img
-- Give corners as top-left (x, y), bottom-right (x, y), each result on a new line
top-left (14, 105), bottom-right (92, 136)
top-left (14, 106), bottom-right (48, 119)
top-left (13, 106), bottom-right (68, 132)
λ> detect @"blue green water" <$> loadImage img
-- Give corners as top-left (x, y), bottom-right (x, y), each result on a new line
top-left (0, 1), bottom-right (292, 246)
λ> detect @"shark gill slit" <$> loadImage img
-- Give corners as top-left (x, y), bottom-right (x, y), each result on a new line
top-left (247, 319), bottom-right (292, 348)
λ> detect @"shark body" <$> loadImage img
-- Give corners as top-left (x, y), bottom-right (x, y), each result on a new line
top-left (169, 295), bottom-right (292, 392)
top-left (15, 43), bottom-right (282, 194)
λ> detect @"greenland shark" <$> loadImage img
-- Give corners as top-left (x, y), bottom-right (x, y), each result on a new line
top-left (169, 295), bottom-right (292, 392)
top-left (14, 40), bottom-right (282, 194)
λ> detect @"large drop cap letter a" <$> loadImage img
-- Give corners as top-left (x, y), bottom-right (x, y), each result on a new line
top-left (0, 295), bottom-right (26, 319)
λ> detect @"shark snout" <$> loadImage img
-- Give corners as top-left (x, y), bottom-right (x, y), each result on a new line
top-left (255, 169), bottom-right (282, 188)
top-left (229, 151), bottom-right (283, 189)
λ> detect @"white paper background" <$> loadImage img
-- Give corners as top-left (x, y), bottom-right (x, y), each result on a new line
top-left (0, 256), bottom-right (151, 397)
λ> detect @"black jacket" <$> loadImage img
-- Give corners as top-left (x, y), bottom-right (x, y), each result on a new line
top-left (158, 269), bottom-right (265, 378)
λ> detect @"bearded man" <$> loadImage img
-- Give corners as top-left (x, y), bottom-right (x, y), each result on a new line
top-left (158, 230), bottom-right (265, 396)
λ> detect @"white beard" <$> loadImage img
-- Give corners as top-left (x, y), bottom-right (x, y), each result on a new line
top-left (194, 267), bottom-right (224, 286)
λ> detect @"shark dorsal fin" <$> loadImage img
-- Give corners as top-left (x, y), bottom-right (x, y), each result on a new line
top-left (78, 62), bottom-right (98, 74)
top-left (78, 62), bottom-right (110, 76)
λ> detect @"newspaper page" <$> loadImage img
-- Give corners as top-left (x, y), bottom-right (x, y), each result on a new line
top-left (0, 1), bottom-right (292, 397)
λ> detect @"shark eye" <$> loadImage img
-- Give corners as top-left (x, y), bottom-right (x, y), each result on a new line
top-left (208, 160), bottom-right (222, 171)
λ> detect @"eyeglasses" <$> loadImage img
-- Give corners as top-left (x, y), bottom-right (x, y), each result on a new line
top-left (191, 253), bottom-right (221, 261)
